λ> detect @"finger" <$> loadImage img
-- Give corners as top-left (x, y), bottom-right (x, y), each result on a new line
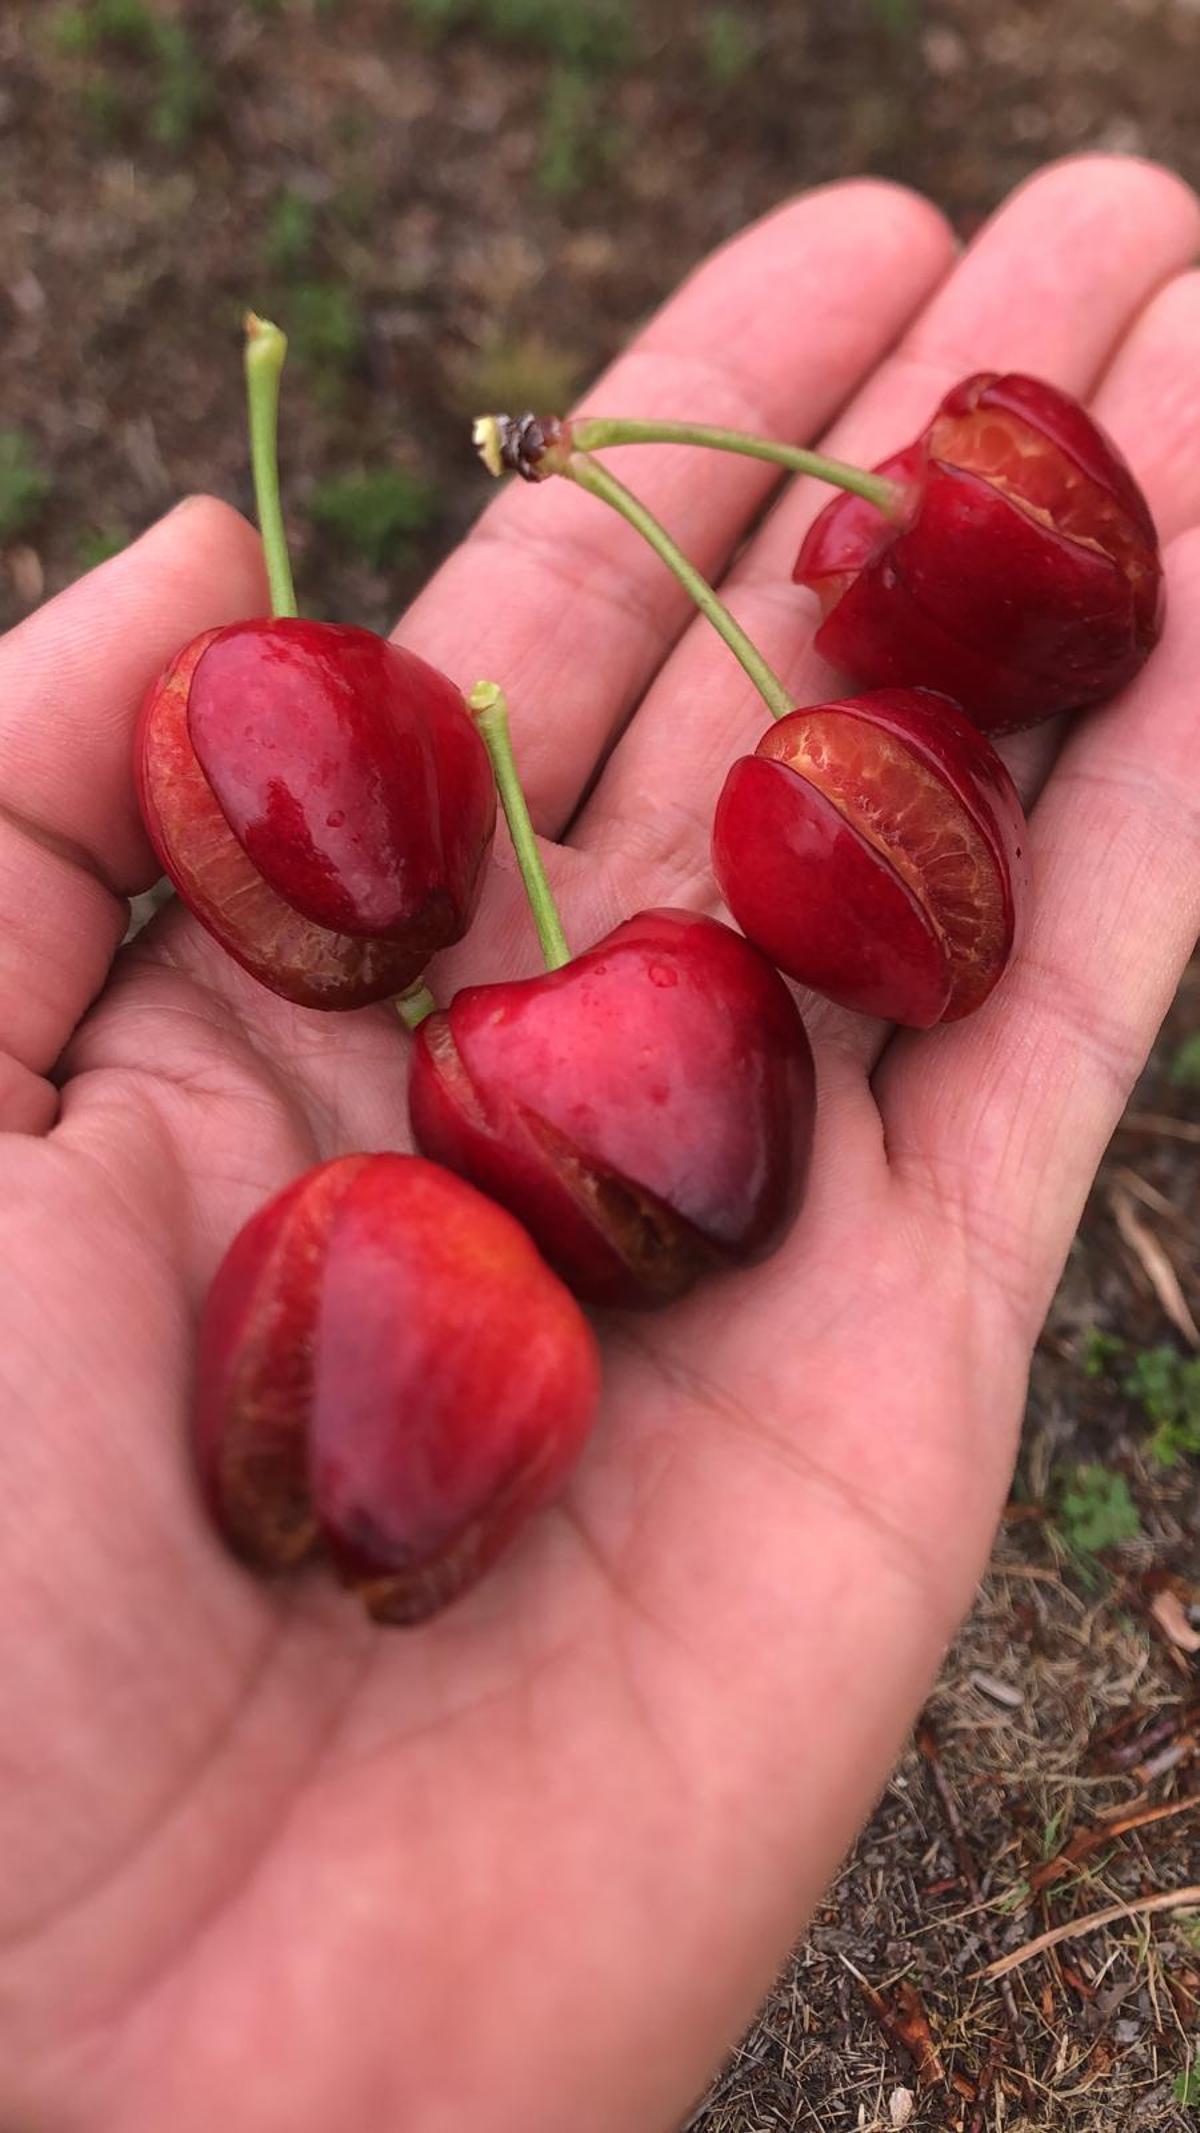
top-left (575, 158), bottom-right (1200, 893)
top-left (393, 181), bottom-right (954, 835)
top-left (0, 500), bottom-right (266, 1126)
top-left (877, 528), bottom-right (1200, 1335)
top-left (1088, 267), bottom-right (1200, 543)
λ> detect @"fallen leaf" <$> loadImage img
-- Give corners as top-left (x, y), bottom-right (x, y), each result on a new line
top-left (1151, 1588), bottom-right (1200, 1654)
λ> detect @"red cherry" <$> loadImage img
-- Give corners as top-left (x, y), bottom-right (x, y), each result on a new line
top-left (409, 908), bottom-right (815, 1309)
top-left (712, 689), bottom-right (1028, 1028)
top-left (136, 621), bottom-right (496, 1009)
top-left (196, 1154), bottom-right (600, 1624)
top-left (795, 373), bottom-right (1163, 732)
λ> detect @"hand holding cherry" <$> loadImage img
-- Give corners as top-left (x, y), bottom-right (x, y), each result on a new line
top-left (166, 277), bottom-right (1167, 1618)
top-left (4, 157), bottom-right (1199, 2133)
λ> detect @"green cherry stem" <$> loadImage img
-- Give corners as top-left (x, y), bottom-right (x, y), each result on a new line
top-left (572, 416), bottom-right (903, 516)
top-left (560, 452), bottom-right (794, 723)
top-left (396, 981), bottom-right (438, 1031)
top-left (244, 312), bottom-right (299, 620)
top-left (468, 681), bottom-right (571, 972)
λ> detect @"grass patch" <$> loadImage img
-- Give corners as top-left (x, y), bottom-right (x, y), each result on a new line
top-left (49, 1), bottom-right (212, 149)
top-left (406, 0), bottom-right (634, 70)
top-left (0, 431), bottom-right (51, 543)
top-left (1054, 1463), bottom-right (1141, 1559)
top-left (76, 525), bottom-right (129, 570)
top-left (1170, 1031), bottom-right (1200, 1088)
top-left (454, 332), bottom-right (583, 418)
top-left (285, 282), bottom-right (365, 394)
top-left (263, 188), bottom-right (318, 277)
top-left (700, 8), bottom-right (758, 88)
top-left (309, 466), bottom-right (438, 569)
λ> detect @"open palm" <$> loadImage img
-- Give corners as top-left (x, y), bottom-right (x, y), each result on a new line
top-left (4, 158), bottom-right (1200, 2133)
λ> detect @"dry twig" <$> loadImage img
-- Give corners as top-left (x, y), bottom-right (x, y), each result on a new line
top-left (983, 1886), bottom-right (1200, 1980)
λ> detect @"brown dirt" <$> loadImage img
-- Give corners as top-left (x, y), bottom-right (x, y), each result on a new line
top-left (3, 2), bottom-right (1199, 2126)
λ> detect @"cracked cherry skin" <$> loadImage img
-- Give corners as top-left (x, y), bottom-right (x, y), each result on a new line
top-left (712, 688), bottom-right (1029, 1029)
top-left (795, 372), bottom-right (1163, 732)
top-left (196, 1154), bottom-right (600, 1624)
top-left (136, 620), bottom-right (495, 1008)
top-left (408, 908), bottom-right (815, 1310)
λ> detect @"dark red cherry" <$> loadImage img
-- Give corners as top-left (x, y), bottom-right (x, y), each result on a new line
top-left (712, 688), bottom-right (1028, 1027)
top-left (795, 373), bottom-right (1163, 732)
top-left (409, 908), bottom-right (815, 1309)
top-left (136, 621), bottom-right (495, 1009)
top-left (196, 1154), bottom-right (600, 1624)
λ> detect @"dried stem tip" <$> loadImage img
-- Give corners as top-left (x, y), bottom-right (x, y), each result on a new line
top-left (472, 412), bottom-right (573, 482)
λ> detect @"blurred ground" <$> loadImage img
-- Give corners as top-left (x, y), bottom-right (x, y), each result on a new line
top-left (3, 2), bottom-right (1199, 2126)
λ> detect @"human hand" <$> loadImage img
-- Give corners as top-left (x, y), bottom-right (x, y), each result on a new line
top-left (2, 155), bottom-right (1199, 2133)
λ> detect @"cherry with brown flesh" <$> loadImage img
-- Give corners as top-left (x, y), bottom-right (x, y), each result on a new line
top-left (138, 621), bottom-right (495, 1008)
top-left (410, 907), bottom-right (816, 1309)
top-left (196, 1154), bottom-right (600, 1624)
top-left (712, 687), bottom-right (1029, 1027)
top-left (136, 315), bottom-right (495, 1009)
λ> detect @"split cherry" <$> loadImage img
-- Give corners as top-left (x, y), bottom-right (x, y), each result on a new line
top-left (136, 317), bottom-right (495, 1008)
top-left (713, 688), bottom-right (1028, 1025)
top-left (475, 420), bottom-right (1030, 1027)
top-left (409, 686), bottom-right (815, 1307)
top-left (196, 1153), bottom-right (600, 1623)
top-left (483, 378), bottom-right (1163, 735)
top-left (794, 372), bottom-right (1163, 731)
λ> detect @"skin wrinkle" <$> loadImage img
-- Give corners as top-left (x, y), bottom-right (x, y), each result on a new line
top-left (45, 1618), bottom-right (378, 2111)
top-left (607, 1319), bottom-right (954, 1633)
top-left (1048, 753), bottom-right (1200, 850)
top-left (1010, 948), bottom-right (1159, 1102)
top-left (550, 1501), bottom-right (706, 1795)
top-left (1, 1613), bottom-right (291, 1971)
top-left (470, 511), bottom-right (674, 644)
top-left (884, 1147), bottom-right (1044, 1342)
top-left (0, 794), bottom-right (138, 905)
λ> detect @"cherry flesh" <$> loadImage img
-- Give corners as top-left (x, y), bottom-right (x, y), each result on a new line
top-left (137, 620), bottom-right (495, 1009)
top-left (712, 688), bottom-right (1028, 1028)
top-left (196, 1153), bottom-right (600, 1623)
top-left (408, 908), bottom-right (815, 1310)
top-left (795, 372), bottom-right (1162, 732)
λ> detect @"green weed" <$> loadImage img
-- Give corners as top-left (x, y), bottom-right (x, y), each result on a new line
top-left (1124, 1345), bottom-right (1200, 1467)
top-left (50, 2), bottom-right (212, 149)
top-left (0, 432), bottom-right (50, 544)
top-left (700, 8), bottom-right (758, 88)
top-left (868, 0), bottom-right (919, 32)
top-left (309, 467), bottom-right (438, 569)
top-left (407, 0), bottom-right (634, 71)
top-left (1170, 1032), bottom-right (1200, 1088)
top-left (287, 282), bottom-right (365, 380)
top-left (263, 189), bottom-right (318, 276)
top-left (76, 525), bottom-right (129, 570)
top-left (1055, 1463), bottom-right (1141, 1557)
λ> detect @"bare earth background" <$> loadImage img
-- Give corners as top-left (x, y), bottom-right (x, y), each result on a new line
top-left (2, 2), bottom-right (1198, 2126)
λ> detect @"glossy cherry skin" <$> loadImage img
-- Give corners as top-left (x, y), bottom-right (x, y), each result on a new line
top-left (136, 620), bottom-right (495, 1008)
top-left (408, 908), bottom-right (815, 1310)
top-left (196, 1154), bottom-right (600, 1624)
top-left (712, 689), bottom-right (1029, 1028)
top-left (795, 373), bottom-right (1163, 732)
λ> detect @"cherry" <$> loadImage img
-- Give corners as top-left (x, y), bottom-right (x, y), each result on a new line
top-left (136, 316), bottom-right (495, 1009)
top-left (410, 906), bottom-right (815, 1308)
top-left (712, 688), bottom-right (1028, 1027)
top-left (138, 620), bottom-right (495, 1008)
top-left (795, 372), bottom-right (1163, 732)
top-left (196, 1153), bottom-right (600, 1624)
